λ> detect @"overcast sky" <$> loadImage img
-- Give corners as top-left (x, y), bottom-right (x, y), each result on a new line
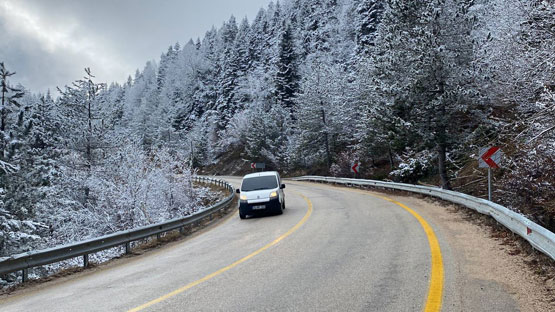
top-left (0, 0), bottom-right (272, 94)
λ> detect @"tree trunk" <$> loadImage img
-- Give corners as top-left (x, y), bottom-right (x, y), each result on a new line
top-left (87, 96), bottom-right (92, 169)
top-left (438, 143), bottom-right (451, 190)
top-left (321, 102), bottom-right (331, 170)
top-left (1, 86), bottom-right (5, 132)
top-left (0, 86), bottom-right (5, 158)
top-left (388, 143), bottom-right (394, 170)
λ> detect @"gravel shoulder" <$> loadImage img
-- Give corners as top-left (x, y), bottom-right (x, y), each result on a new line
top-left (382, 191), bottom-right (555, 312)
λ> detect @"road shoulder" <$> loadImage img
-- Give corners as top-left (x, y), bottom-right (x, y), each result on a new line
top-left (385, 193), bottom-right (554, 312)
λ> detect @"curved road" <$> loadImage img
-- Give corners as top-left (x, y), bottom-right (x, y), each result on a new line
top-left (0, 178), bottom-right (521, 311)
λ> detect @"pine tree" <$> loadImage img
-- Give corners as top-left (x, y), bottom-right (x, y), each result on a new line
top-left (354, 0), bottom-right (384, 55)
top-left (58, 68), bottom-right (108, 169)
top-left (0, 91), bottom-right (50, 257)
top-left (371, 0), bottom-right (483, 188)
top-left (197, 27), bottom-right (219, 114)
top-left (247, 8), bottom-right (268, 70)
top-left (231, 17), bottom-right (251, 108)
top-left (215, 16), bottom-right (240, 131)
top-left (301, 0), bottom-right (341, 55)
top-left (275, 21), bottom-right (299, 116)
top-left (295, 55), bottom-right (353, 171)
top-left (0, 62), bottom-right (24, 160)
top-left (157, 45), bottom-right (175, 90)
top-left (56, 68), bottom-right (110, 211)
top-left (123, 61), bottom-right (159, 147)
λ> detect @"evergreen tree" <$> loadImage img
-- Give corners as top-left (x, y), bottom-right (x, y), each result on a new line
top-left (231, 17), bottom-right (252, 107)
top-left (157, 45), bottom-right (176, 90)
top-left (215, 16), bottom-right (240, 131)
top-left (0, 89), bottom-right (50, 258)
top-left (354, 0), bottom-right (384, 54)
top-left (247, 8), bottom-right (268, 70)
top-left (58, 68), bottom-right (108, 169)
top-left (0, 62), bottom-right (24, 160)
top-left (56, 67), bottom-right (110, 213)
top-left (295, 56), bottom-right (353, 171)
top-left (197, 27), bottom-right (219, 114)
top-left (275, 21), bottom-right (299, 116)
top-left (371, 0), bottom-right (483, 188)
top-left (123, 62), bottom-right (159, 147)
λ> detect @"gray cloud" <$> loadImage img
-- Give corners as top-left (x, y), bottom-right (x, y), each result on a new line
top-left (0, 0), bottom-right (271, 94)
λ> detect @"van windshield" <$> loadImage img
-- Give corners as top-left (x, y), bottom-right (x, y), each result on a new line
top-left (241, 176), bottom-right (278, 191)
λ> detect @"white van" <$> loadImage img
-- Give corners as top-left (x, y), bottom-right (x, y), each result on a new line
top-left (236, 171), bottom-right (285, 219)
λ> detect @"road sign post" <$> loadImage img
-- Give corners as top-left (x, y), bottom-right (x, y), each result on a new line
top-left (488, 167), bottom-right (492, 202)
top-left (250, 162), bottom-right (265, 172)
top-left (479, 146), bottom-right (502, 201)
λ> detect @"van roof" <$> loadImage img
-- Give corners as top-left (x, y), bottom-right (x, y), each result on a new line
top-left (243, 171), bottom-right (279, 179)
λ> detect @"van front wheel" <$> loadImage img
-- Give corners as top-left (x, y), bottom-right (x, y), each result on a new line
top-left (274, 203), bottom-right (283, 215)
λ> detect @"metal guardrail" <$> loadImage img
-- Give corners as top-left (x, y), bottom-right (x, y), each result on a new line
top-left (0, 176), bottom-right (235, 281)
top-left (293, 176), bottom-right (555, 260)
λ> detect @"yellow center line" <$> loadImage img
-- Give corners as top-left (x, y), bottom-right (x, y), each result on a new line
top-left (293, 181), bottom-right (444, 312)
top-left (374, 195), bottom-right (443, 312)
top-left (128, 192), bottom-right (313, 312)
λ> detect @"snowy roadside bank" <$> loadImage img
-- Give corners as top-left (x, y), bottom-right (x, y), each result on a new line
top-left (0, 175), bottom-right (226, 290)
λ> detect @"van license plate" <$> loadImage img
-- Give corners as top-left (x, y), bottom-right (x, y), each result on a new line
top-left (252, 205), bottom-right (265, 210)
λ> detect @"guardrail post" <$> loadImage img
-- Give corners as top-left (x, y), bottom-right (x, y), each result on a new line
top-left (157, 233), bottom-right (161, 240)
top-left (179, 226), bottom-right (184, 235)
top-left (22, 269), bottom-right (28, 283)
top-left (83, 254), bottom-right (89, 268)
top-left (125, 242), bottom-right (131, 254)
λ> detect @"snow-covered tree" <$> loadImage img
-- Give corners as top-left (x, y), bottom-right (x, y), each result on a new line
top-left (3, 0), bottom-right (555, 264)
top-left (369, 0), bottom-right (484, 188)
top-left (275, 21), bottom-right (300, 116)
top-left (123, 62), bottom-right (158, 147)
top-left (215, 16), bottom-right (240, 130)
top-left (295, 55), bottom-right (354, 170)
top-left (354, 0), bottom-right (384, 54)
top-left (0, 62), bottom-right (24, 160)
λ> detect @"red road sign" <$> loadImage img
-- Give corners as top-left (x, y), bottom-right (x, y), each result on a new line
top-left (479, 146), bottom-right (501, 168)
top-left (351, 162), bottom-right (360, 174)
top-left (250, 163), bottom-right (265, 169)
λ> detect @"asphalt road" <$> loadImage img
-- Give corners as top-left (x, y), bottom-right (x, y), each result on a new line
top-left (0, 178), bottom-right (520, 311)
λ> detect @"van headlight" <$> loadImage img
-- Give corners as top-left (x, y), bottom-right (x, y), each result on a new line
top-left (240, 195), bottom-right (247, 201)
top-left (270, 191), bottom-right (278, 198)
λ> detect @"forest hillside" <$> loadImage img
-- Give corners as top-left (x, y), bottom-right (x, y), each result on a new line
top-left (1, 0), bottom-right (554, 263)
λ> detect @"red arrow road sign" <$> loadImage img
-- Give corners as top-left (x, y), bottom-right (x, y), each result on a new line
top-left (351, 162), bottom-right (359, 174)
top-left (480, 146), bottom-right (500, 168)
top-left (250, 163), bottom-right (255, 169)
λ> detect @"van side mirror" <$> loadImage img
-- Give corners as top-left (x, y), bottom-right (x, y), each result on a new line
top-left (236, 189), bottom-right (240, 194)
top-left (280, 184), bottom-right (286, 189)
